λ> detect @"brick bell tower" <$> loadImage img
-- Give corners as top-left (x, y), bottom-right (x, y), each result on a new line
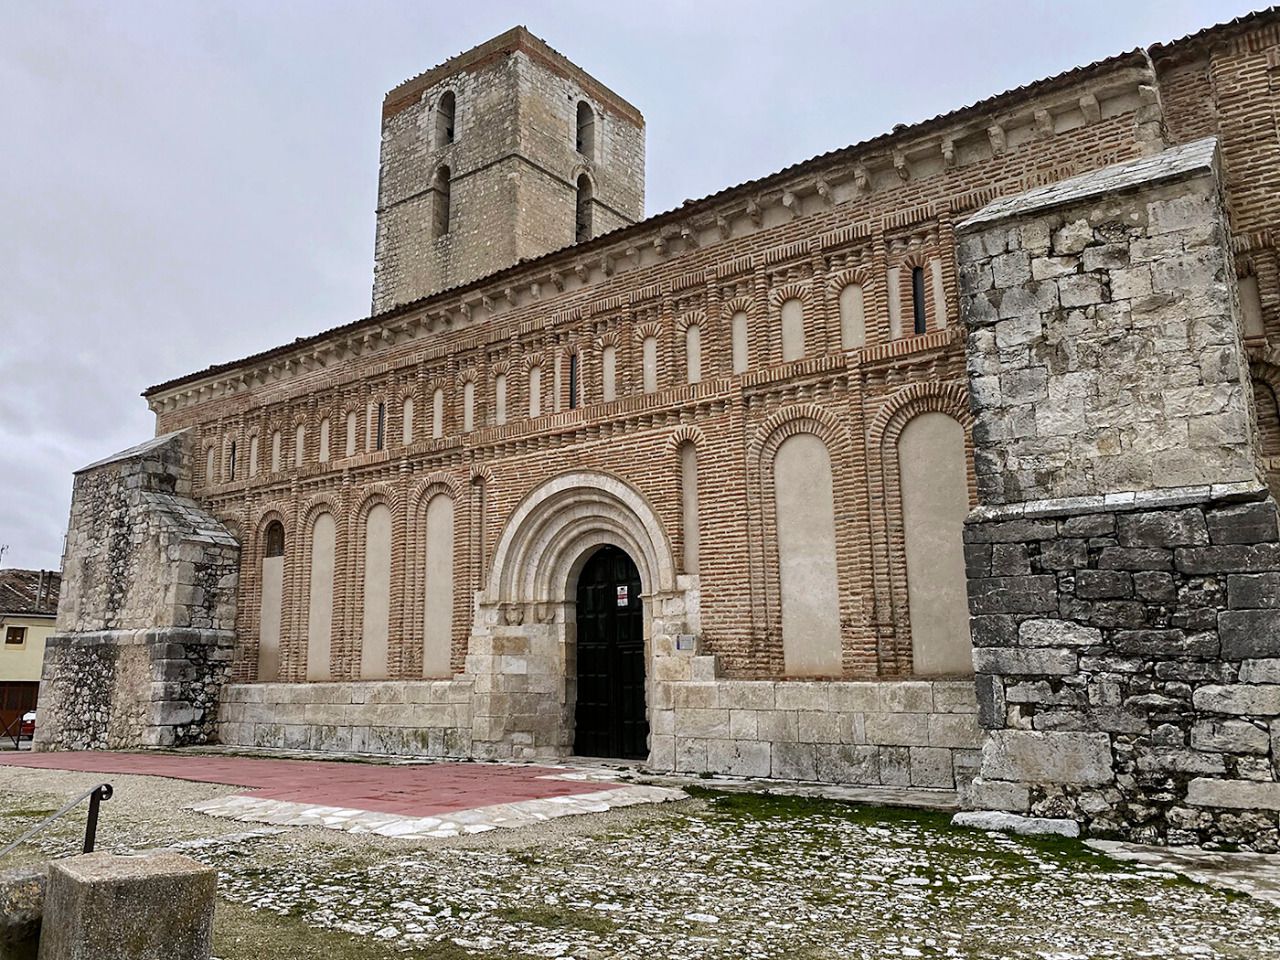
top-left (370, 26), bottom-right (646, 314)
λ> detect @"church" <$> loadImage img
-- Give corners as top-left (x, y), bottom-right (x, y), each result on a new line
top-left (37, 10), bottom-right (1280, 848)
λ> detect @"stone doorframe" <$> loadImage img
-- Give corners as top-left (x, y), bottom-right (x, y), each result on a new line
top-left (465, 470), bottom-right (699, 760)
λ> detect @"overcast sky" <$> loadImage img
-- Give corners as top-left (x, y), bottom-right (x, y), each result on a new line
top-left (0, 0), bottom-right (1265, 570)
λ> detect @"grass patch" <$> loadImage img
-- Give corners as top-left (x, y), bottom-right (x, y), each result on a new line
top-left (491, 904), bottom-right (618, 934)
top-left (0, 808), bottom-right (57, 820)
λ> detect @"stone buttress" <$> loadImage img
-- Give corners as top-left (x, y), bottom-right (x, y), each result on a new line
top-left (957, 138), bottom-right (1280, 848)
top-left (36, 432), bottom-right (239, 750)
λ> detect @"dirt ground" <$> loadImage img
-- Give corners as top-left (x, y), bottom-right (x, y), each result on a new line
top-left (2, 765), bottom-right (1279, 960)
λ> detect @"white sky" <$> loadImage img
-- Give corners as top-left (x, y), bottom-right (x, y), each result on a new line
top-left (0, 0), bottom-right (1265, 570)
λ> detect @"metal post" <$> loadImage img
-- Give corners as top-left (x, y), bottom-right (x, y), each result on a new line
top-left (82, 784), bottom-right (112, 854)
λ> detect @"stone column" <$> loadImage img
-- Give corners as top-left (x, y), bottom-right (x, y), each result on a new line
top-left (956, 138), bottom-right (1280, 848)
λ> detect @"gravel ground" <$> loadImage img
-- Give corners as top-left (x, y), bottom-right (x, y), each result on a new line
top-left (2, 766), bottom-right (1279, 959)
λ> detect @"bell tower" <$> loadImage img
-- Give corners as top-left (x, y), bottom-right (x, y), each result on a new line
top-left (371, 27), bottom-right (646, 314)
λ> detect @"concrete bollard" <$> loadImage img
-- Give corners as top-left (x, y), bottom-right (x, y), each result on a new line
top-left (36, 853), bottom-right (215, 960)
top-left (0, 866), bottom-right (46, 960)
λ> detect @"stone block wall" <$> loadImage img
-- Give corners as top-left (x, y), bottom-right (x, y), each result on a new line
top-left (35, 432), bottom-right (239, 750)
top-left (965, 488), bottom-right (1280, 846)
top-left (651, 658), bottom-right (982, 788)
top-left (218, 681), bottom-right (473, 755)
top-left (959, 138), bottom-right (1280, 847)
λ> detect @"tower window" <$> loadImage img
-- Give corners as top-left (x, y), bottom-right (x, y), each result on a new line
top-left (436, 91), bottom-right (456, 148)
top-left (228, 440), bottom-right (237, 481)
top-left (576, 100), bottom-right (595, 158)
top-left (575, 174), bottom-right (593, 243)
top-left (434, 165), bottom-right (451, 237)
top-left (375, 402), bottom-right (386, 450)
top-left (911, 266), bottom-right (927, 335)
top-left (568, 353), bottom-right (580, 409)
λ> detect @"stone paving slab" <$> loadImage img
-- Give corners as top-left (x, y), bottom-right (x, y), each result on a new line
top-left (189, 784), bottom-right (686, 838)
top-left (1088, 839), bottom-right (1280, 907)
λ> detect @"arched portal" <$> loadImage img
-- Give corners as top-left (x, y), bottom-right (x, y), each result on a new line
top-left (475, 470), bottom-right (682, 761)
top-left (574, 545), bottom-right (647, 759)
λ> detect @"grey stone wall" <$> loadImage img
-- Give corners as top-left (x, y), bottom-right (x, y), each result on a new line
top-left (958, 139), bottom-right (1280, 848)
top-left (36, 431), bottom-right (239, 750)
top-left (965, 488), bottom-right (1280, 847)
top-left (960, 138), bottom-right (1259, 506)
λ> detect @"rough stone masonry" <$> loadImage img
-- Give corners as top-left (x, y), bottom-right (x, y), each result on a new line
top-left (958, 138), bottom-right (1280, 848)
top-left (36, 433), bottom-right (238, 751)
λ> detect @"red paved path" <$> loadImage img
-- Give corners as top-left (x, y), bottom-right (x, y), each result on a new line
top-left (0, 753), bottom-right (594, 818)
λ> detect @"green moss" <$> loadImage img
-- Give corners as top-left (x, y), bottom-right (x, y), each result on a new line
top-left (491, 904), bottom-right (618, 934)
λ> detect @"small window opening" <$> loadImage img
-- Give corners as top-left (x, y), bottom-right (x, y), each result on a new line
top-left (911, 266), bottom-right (927, 335)
top-left (575, 100), bottom-right (595, 157)
top-left (434, 166), bottom-right (451, 237)
top-left (228, 440), bottom-right (237, 481)
top-left (5, 626), bottom-right (27, 646)
top-left (575, 174), bottom-right (593, 243)
top-left (436, 91), bottom-right (455, 147)
top-left (265, 520), bottom-right (285, 558)
top-left (568, 354), bottom-right (579, 409)
top-left (376, 402), bottom-right (386, 450)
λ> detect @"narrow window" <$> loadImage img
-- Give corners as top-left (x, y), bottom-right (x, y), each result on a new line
top-left (839, 284), bottom-right (866, 350)
top-left (345, 410), bottom-right (357, 456)
top-left (575, 174), bottom-right (593, 243)
top-left (495, 372), bottom-right (507, 425)
top-left (781, 298), bottom-right (805, 362)
top-left (248, 435), bottom-right (259, 477)
top-left (271, 430), bottom-right (282, 472)
top-left (205, 445), bottom-right (217, 485)
top-left (576, 100), bottom-right (595, 158)
top-left (685, 324), bottom-right (702, 384)
top-left (602, 345), bottom-right (617, 402)
top-left (294, 424), bottom-right (306, 466)
top-left (434, 165), bottom-right (451, 237)
top-left (731, 311), bottom-right (749, 373)
top-left (568, 353), bottom-right (579, 409)
top-left (432, 388), bottom-right (444, 438)
top-left (228, 440), bottom-right (237, 481)
top-left (265, 520), bottom-right (285, 557)
top-left (1241, 274), bottom-right (1265, 338)
top-left (681, 442), bottom-right (700, 573)
top-left (463, 380), bottom-right (475, 432)
top-left (259, 519), bottom-right (284, 683)
top-left (553, 355), bottom-right (563, 412)
top-left (642, 336), bottom-right (658, 393)
top-left (375, 402), bottom-right (386, 450)
top-left (911, 266), bottom-right (927, 335)
top-left (318, 418), bottom-right (331, 462)
top-left (402, 397), bottom-right (414, 445)
top-left (436, 91), bottom-right (455, 148)
top-left (529, 365), bottom-right (542, 417)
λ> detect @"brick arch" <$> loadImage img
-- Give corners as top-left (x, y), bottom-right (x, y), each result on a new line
top-left (826, 266), bottom-right (873, 291)
top-left (767, 282), bottom-right (813, 308)
top-left (723, 295), bottom-right (752, 315)
top-left (240, 506), bottom-right (293, 683)
top-left (665, 425), bottom-right (705, 454)
top-left (402, 473), bottom-right (464, 677)
top-left (347, 483), bottom-right (403, 674)
top-left (745, 403), bottom-right (860, 677)
top-left (486, 470), bottom-right (677, 607)
top-left (674, 311), bottom-right (706, 334)
top-left (866, 380), bottom-right (975, 676)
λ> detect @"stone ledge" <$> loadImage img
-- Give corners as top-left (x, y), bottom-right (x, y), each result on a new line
top-left (958, 137), bottom-right (1219, 229)
top-left (952, 810), bottom-right (1080, 838)
top-left (1186, 778), bottom-right (1280, 811)
top-left (968, 481), bottom-right (1269, 525)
